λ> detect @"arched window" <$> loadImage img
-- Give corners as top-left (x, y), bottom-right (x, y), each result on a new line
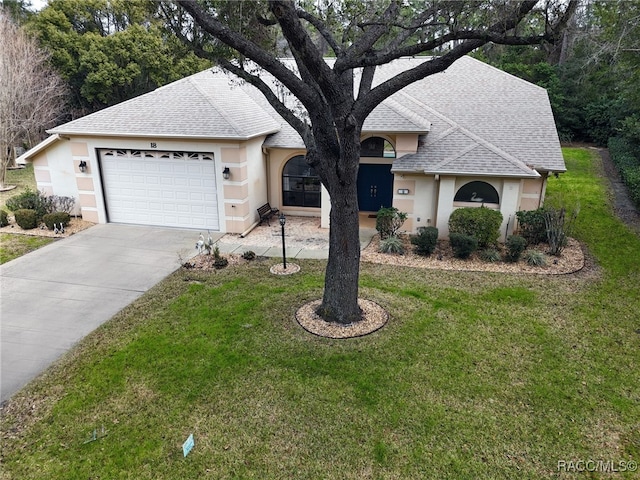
top-left (361, 137), bottom-right (396, 158)
top-left (282, 155), bottom-right (321, 207)
top-left (454, 181), bottom-right (499, 204)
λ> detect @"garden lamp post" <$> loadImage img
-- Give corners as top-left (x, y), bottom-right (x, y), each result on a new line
top-left (279, 213), bottom-right (287, 270)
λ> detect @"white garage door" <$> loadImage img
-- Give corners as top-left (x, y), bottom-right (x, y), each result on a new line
top-left (100, 149), bottom-right (219, 230)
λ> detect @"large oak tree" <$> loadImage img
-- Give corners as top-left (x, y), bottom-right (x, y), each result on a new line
top-left (173, 0), bottom-right (576, 324)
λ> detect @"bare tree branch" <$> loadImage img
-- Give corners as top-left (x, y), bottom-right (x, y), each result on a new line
top-left (0, 11), bottom-right (67, 187)
top-left (174, 0), bottom-right (319, 109)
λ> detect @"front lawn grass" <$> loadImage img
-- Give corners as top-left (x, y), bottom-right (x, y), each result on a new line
top-left (1, 148), bottom-right (638, 479)
top-left (0, 234), bottom-right (55, 264)
top-left (0, 163), bottom-right (37, 208)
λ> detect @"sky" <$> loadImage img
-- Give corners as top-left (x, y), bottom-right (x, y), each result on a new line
top-left (28, 0), bottom-right (47, 12)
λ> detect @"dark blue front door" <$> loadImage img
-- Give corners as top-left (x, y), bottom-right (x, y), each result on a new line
top-left (357, 164), bottom-right (394, 211)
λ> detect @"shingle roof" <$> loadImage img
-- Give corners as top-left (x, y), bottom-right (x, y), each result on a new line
top-left (49, 70), bottom-right (280, 139)
top-left (48, 56), bottom-right (565, 175)
top-left (389, 57), bottom-right (565, 174)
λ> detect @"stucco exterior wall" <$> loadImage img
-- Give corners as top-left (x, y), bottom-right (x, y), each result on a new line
top-left (31, 135), bottom-right (262, 232)
top-left (267, 148), bottom-right (321, 218)
top-left (395, 175), bottom-right (437, 233)
top-left (222, 136), bottom-right (269, 234)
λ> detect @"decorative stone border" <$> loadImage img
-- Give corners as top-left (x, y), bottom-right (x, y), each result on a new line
top-left (296, 299), bottom-right (388, 339)
top-left (270, 263), bottom-right (300, 275)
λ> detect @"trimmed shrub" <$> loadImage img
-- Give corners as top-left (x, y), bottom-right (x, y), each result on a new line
top-left (524, 249), bottom-right (547, 267)
top-left (505, 235), bottom-right (527, 262)
top-left (449, 232), bottom-right (478, 259)
top-left (42, 212), bottom-right (71, 230)
top-left (5, 189), bottom-right (76, 219)
top-left (14, 209), bottom-right (38, 230)
top-left (242, 250), bottom-right (256, 261)
top-left (6, 188), bottom-right (52, 219)
top-left (0, 209), bottom-right (8, 227)
top-left (448, 206), bottom-right (503, 247)
top-left (379, 235), bottom-right (404, 254)
top-left (410, 226), bottom-right (438, 256)
top-left (376, 207), bottom-right (408, 239)
top-left (480, 247), bottom-right (501, 263)
top-left (516, 208), bottom-right (547, 245)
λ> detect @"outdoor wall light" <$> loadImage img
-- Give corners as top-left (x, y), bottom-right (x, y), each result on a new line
top-left (222, 166), bottom-right (231, 179)
top-left (79, 160), bottom-right (87, 173)
top-left (397, 188), bottom-right (410, 195)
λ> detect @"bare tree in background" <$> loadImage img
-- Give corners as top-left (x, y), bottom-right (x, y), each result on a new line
top-left (0, 10), bottom-right (66, 189)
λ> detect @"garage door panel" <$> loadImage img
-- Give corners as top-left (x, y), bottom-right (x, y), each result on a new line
top-left (100, 150), bottom-right (219, 230)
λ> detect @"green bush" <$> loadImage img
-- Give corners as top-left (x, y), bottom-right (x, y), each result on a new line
top-left (608, 137), bottom-right (640, 209)
top-left (14, 209), bottom-right (38, 230)
top-left (524, 249), bottom-right (547, 267)
top-left (5, 189), bottom-right (76, 219)
top-left (214, 256), bottom-right (229, 269)
top-left (5, 188), bottom-right (52, 219)
top-left (376, 207), bottom-right (408, 239)
top-left (505, 235), bottom-right (527, 262)
top-left (480, 247), bottom-right (501, 263)
top-left (42, 212), bottom-right (71, 230)
top-left (448, 206), bottom-right (503, 248)
top-left (516, 208), bottom-right (547, 245)
top-left (242, 250), bottom-right (256, 261)
top-left (213, 245), bottom-right (228, 268)
top-left (410, 226), bottom-right (438, 256)
top-left (449, 232), bottom-right (478, 259)
top-left (0, 210), bottom-right (8, 227)
top-left (379, 235), bottom-right (404, 254)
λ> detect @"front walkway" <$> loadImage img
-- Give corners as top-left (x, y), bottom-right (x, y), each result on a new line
top-left (217, 214), bottom-right (377, 259)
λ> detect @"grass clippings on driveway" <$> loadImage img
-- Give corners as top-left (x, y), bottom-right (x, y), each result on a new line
top-left (1, 148), bottom-right (638, 479)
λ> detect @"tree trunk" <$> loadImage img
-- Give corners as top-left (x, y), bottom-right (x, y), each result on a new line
top-left (317, 179), bottom-right (362, 324)
top-left (313, 129), bottom-right (363, 324)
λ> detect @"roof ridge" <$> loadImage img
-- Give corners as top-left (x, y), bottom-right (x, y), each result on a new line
top-left (383, 97), bottom-right (431, 130)
top-left (397, 90), bottom-right (537, 176)
top-left (189, 72), bottom-right (244, 137)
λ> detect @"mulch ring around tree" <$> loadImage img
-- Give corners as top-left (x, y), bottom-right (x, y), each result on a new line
top-left (270, 263), bottom-right (300, 275)
top-left (296, 298), bottom-right (388, 339)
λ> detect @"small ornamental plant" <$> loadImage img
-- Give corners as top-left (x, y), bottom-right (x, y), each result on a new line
top-left (42, 212), bottom-right (71, 230)
top-left (376, 207), bottom-right (408, 239)
top-left (14, 209), bottom-right (38, 230)
top-left (505, 235), bottom-right (527, 262)
top-left (410, 226), bottom-right (438, 256)
top-left (242, 250), bottom-right (256, 260)
top-left (449, 232), bottom-right (478, 259)
top-left (379, 235), bottom-right (404, 254)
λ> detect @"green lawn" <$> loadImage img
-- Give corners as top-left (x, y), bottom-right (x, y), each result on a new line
top-left (0, 164), bottom-right (55, 264)
top-left (0, 234), bottom-right (55, 264)
top-left (0, 163), bottom-right (37, 208)
top-left (1, 148), bottom-right (638, 479)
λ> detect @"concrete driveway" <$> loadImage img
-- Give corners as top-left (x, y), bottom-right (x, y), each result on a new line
top-left (0, 224), bottom-right (215, 403)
